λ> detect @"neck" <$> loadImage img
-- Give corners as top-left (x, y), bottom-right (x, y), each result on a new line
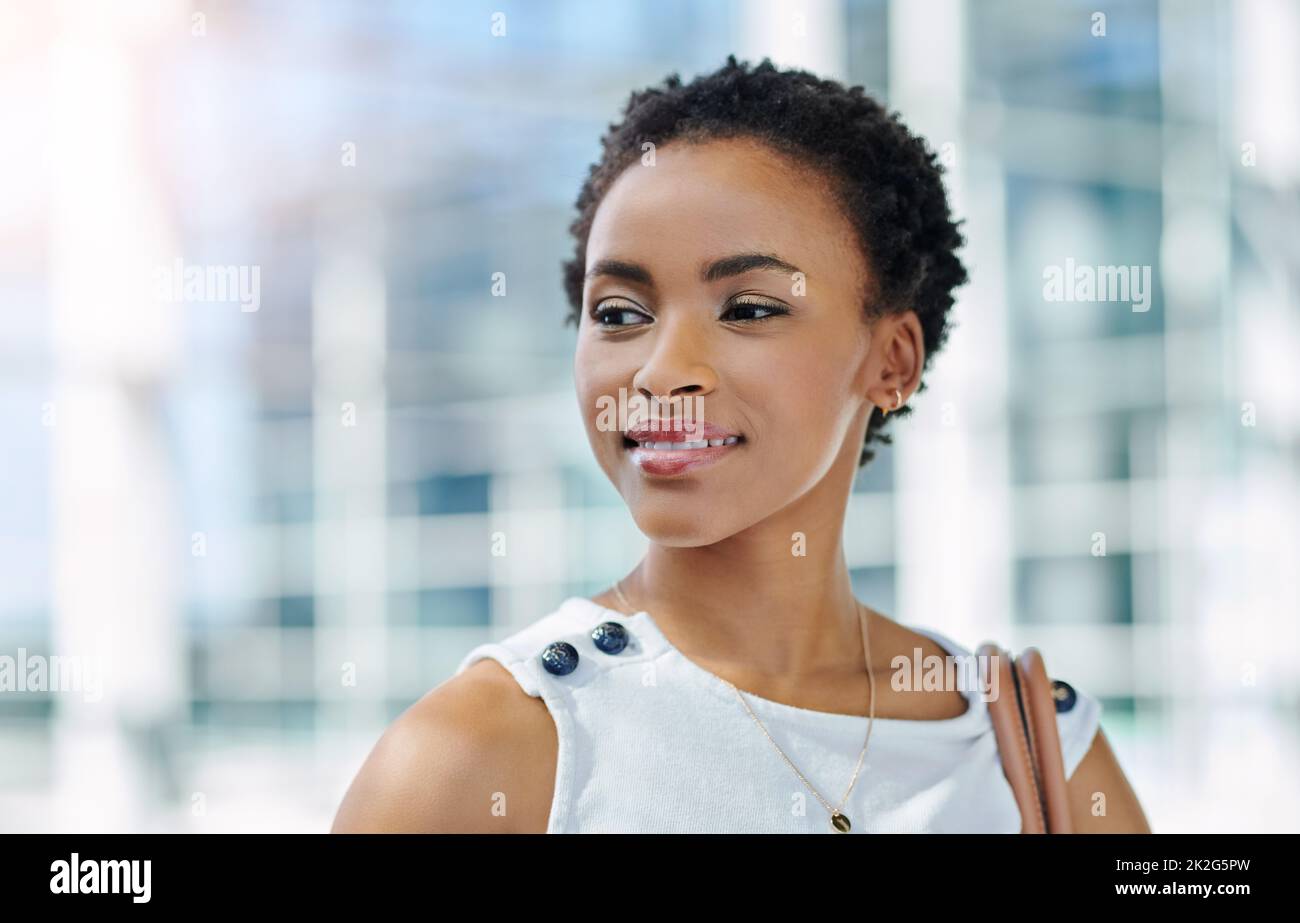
top-left (620, 485), bottom-right (870, 684)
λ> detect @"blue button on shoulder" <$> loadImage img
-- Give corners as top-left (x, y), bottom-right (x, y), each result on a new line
top-left (540, 640), bottom-right (580, 676)
top-left (1051, 679), bottom-right (1078, 713)
top-left (591, 621), bottom-right (629, 655)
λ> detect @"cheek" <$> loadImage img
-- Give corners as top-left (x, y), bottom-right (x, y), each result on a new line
top-left (573, 338), bottom-right (630, 475)
top-left (732, 341), bottom-right (857, 448)
top-left (573, 339), bottom-right (614, 417)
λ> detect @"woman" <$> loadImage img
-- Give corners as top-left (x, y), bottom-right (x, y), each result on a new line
top-left (333, 56), bottom-right (1150, 834)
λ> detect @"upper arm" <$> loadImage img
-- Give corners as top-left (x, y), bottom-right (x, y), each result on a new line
top-left (330, 660), bottom-right (559, 834)
top-left (1066, 728), bottom-right (1152, 833)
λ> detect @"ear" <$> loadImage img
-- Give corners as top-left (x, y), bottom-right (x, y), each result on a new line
top-left (866, 310), bottom-right (925, 408)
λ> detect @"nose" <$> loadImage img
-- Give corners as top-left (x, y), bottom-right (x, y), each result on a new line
top-left (630, 318), bottom-right (718, 404)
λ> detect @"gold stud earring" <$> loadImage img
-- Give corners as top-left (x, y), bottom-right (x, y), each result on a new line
top-left (880, 388), bottom-right (903, 418)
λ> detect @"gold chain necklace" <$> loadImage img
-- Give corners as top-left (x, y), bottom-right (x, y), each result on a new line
top-left (612, 578), bottom-right (876, 833)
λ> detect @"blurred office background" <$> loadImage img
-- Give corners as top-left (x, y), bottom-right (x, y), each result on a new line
top-left (1, 0), bottom-right (1297, 832)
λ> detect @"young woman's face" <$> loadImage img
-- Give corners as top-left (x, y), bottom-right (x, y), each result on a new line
top-left (573, 137), bottom-right (886, 546)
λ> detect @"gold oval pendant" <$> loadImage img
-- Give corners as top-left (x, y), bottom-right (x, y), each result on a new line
top-left (830, 812), bottom-right (851, 833)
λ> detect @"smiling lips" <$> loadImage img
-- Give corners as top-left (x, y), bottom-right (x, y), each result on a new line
top-left (622, 421), bottom-right (745, 476)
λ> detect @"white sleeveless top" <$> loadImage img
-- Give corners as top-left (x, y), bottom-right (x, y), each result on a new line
top-left (453, 596), bottom-right (1103, 833)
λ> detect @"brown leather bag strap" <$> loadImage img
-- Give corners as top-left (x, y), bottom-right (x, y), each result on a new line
top-left (978, 643), bottom-right (1074, 833)
top-left (979, 643), bottom-right (1045, 832)
top-left (1018, 648), bottom-right (1074, 833)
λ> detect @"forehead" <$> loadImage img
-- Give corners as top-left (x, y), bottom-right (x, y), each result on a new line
top-left (586, 137), bottom-right (866, 293)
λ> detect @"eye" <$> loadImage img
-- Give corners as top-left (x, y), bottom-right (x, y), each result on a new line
top-left (591, 300), bottom-right (652, 327)
top-left (722, 298), bottom-right (791, 323)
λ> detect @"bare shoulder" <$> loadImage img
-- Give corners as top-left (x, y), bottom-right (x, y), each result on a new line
top-left (1066, 728), bottom-right (1152, 833)
top-left (865, 609), bottom-right (971, 721)
top-left (331, 659), bottom-right (558, 834)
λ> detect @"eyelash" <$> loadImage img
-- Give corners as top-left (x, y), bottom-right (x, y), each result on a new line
top-left (590, 298), bottom-right (791, 327)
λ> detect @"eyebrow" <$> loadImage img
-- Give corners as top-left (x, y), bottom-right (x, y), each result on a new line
top-left (584, 252), bottom-right (803, 287)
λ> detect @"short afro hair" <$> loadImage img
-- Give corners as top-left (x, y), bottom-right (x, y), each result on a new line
top-left (561, 54), bottom-right (968, 467)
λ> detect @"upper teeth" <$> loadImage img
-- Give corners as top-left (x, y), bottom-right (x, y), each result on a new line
top-left (637, 436), bottom-right (739, 449)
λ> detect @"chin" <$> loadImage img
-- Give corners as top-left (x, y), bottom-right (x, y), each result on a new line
top-left (625, 504), bottom-right (747, 547)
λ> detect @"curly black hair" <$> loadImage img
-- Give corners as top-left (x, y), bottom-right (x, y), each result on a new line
top-left (561, 54), bottom-right (968, 467)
